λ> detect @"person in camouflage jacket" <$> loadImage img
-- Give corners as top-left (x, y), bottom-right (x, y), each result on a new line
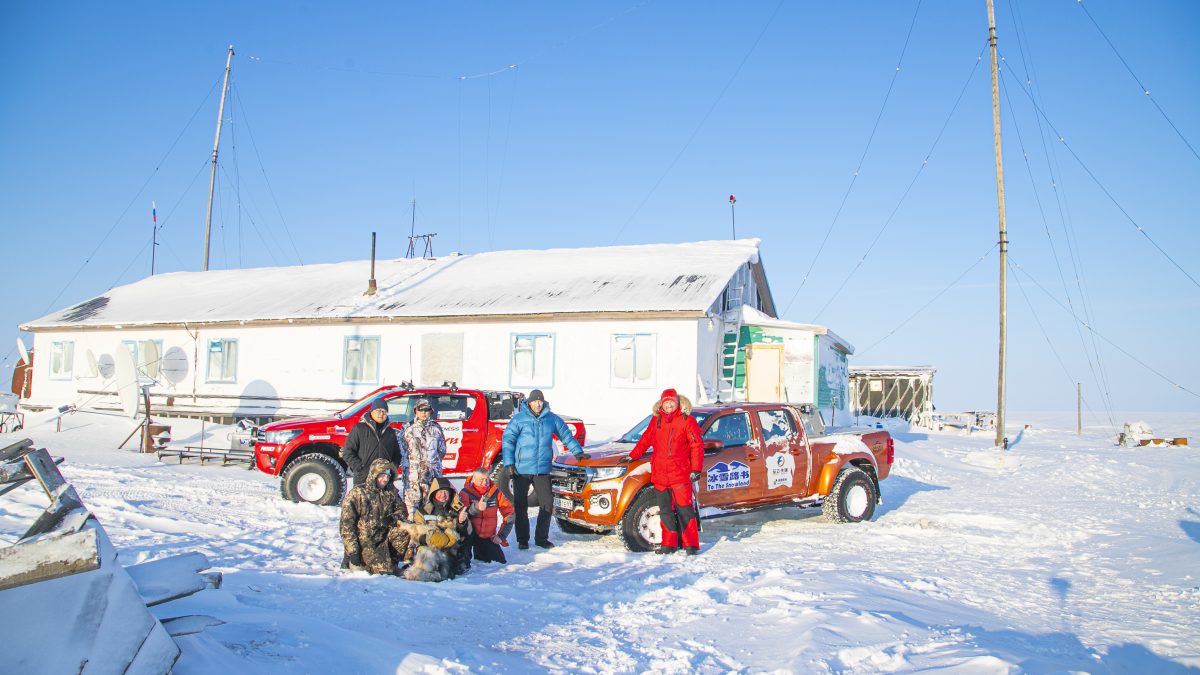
top-left (402, 398), bottom-right (447, 517)
top-left (339, 458), bottom-right (411, 575)
top-left (411, 475), bottom-right (472, 578)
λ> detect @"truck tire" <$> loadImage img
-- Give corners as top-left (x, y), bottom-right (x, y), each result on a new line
top-left (619, 489), bottom-right (661, 552)
top-left (492, 463), bottom-right (541, 509)
top-left (822, 466), bottom-right (877, 523)
top-left (280, 453), bottom-right (346, 506)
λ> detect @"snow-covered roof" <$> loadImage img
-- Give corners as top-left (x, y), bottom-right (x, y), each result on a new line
top-left (23, 239), bottom-right (764, 330)
top-left (850, 365), bottom-right (937, 375)
top-left (739, 305), bottom-right (855, 355)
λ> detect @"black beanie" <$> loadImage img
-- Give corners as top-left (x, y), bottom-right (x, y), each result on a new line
top-left (527, 389), bottom-right (545, 403)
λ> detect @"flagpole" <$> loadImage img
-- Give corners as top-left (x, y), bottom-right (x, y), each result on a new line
top-left (151, 201), bottom-right (158, 275)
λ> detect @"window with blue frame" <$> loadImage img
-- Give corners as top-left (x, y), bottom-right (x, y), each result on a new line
top-left (206, 338), bottom-right (238, 383)
top-left (343, 336), bottom-right (381, 384)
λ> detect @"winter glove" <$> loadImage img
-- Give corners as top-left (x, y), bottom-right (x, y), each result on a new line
top-left (618, 455), bottom-right (634, 463)
top-left (689, 471), bottom-right (701, 482)
top-left (575, 452), bottom-right (591, 460)
top-left (427, 530), bottom-right (453, 549)
top-left (497, 537), bottom-right (509, 547)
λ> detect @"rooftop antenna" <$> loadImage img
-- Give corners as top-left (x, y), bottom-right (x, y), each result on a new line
top-left (729, 194), bottom-right (737, 239)
top-left (203, 45), bottom-right (235, 272)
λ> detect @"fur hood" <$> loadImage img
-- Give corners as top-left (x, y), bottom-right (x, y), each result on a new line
top-left (651, 395), bottom-right (693, 416)
top-left (366, 458), bottom-right (397, 486)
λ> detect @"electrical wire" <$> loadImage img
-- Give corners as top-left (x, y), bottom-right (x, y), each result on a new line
top-left (1009, 255), bottom-right (1200, 400)
top-left (1076, 0), bottom-right (1200, 164)
top-left (857, 243), bottom-right (997, 357)
top-left (781, 0), bottom-right (924, 315)
top-left (609, 0), bottom-right (786, 244)
top-left (811, 43), bottom-right (986, 321)
top-left (1000, 65), bottom-right (1200, 290)
top-left (232, 87), bottom-right (304, 266)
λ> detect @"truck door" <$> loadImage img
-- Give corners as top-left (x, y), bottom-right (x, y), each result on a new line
top-left (757, 408), bottom-right (809, 499)
top-left (698, 411), bottom-right (764, 508)
top-left (428, 393), bottom-right (482, 474)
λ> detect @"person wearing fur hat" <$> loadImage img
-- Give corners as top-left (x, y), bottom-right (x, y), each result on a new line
top-left (341, 398), bottom-right (404, 487)
top-left (412, 476), bottom-right (472, 577)
top-left (402, 398), bottom-right (448, 518)
top-left (459, 468), bottom-right (515, 564)
top-left (339, 458), bottom-right (412, 574)
top-left (622, 388), bottom-right (704, 554)
top-left (501, 389), bottom-right (589, 549)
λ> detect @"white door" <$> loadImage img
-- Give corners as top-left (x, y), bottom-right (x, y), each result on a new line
top-left (745, 344), bottom-right (784, 402)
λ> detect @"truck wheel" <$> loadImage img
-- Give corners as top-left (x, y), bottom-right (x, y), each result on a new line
top-left (556, 517), bottom-right (594, 535)
top-left (822, 466), bottom-right (877, 523)
top-left (492, 463), bottom-right (541, 509)
top-left (619, 489), bottom-right (661, 552)
top-left (280, 453), bottom-right (346, 506)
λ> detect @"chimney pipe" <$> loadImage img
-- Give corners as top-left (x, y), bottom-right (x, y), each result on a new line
top-left (366, 232), bottom-right (378, 295)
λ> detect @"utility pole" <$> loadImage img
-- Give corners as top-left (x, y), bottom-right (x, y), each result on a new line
top-left (203, 45), bottom-right (235, 271)
top-left (987, 0), bottom-right (1008, 449)
top-left (729, 194), bottom-right (737, 239)
top-left (1080, 381), bottom-right (1089, 432)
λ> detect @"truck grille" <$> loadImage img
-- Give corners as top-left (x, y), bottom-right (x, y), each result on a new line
top-left (550, 464), bottom-right (587, 494)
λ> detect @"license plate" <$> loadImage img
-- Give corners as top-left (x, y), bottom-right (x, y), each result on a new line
top-left (553, 496), bottom-right (574, 511)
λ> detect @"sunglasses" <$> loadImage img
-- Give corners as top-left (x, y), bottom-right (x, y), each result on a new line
top-left (416, 406), bottom-right (433, 412)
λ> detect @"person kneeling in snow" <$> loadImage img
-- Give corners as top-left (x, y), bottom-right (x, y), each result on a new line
top-left (458, 468), bottom-right (515, 564)
top-left (339, 458), bottom-right (412, 574)
top-left (398, 476), bottom-right (470, 581)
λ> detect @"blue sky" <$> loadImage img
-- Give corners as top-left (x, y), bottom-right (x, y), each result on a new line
top-left (2, 1), bottom-right (1197, 419)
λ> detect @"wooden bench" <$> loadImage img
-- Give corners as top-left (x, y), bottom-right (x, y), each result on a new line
top-left (156, 445), bottom-right (255, 468)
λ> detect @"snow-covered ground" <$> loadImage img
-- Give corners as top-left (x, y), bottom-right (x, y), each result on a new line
top-left (2, 410), bottom-right (1198, 673)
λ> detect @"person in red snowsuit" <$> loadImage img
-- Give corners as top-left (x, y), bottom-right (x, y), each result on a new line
top-left (623, 388), bottom-right (704, 554)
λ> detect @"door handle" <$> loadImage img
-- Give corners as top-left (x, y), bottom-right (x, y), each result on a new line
top-left (464, 428), bottom-right (481, 432)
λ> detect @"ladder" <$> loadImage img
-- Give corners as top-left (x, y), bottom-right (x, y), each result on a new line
top-left (715, 269), bottom-right (750, 402)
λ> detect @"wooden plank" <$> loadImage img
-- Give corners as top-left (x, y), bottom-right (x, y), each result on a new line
top-left (0, 457), bottom-right (33, 484)
top-left (20, 493), bottom-right (87, 541)
top-left (23, 448), bottom-right (67, 495)
top-left (0, 526), bottom-right (100, 591)
top-left (0, 438), bottom-right (34, 462)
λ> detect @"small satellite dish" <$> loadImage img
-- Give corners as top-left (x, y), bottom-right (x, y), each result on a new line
top-left (114, 343), bottom-right (139, 418)
top-left (16, 338), bottom-right (30, 364)
top-left (85, 349), bottom-right (100, 378)
top-left (141, 340), bottom-right (161, 379)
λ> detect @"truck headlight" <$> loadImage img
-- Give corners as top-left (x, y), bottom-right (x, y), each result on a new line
top-left (589, 466), bottom-right (627, 482)
top-left (264, 429), bottom-right (302, 445)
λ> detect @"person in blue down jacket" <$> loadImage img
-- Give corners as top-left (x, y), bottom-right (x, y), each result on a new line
top-left (501, 389), bottom-right (588, 549)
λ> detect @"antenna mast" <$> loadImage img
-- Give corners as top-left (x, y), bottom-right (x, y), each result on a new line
top-left (203, 45), bottom-right (235, 272)
top-left (729, 194), bottom-right (737, 239)
top-left (986, 0), bottom-right (1008, 448)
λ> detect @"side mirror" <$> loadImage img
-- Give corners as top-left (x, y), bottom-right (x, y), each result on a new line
top-left (703, 439), bottom-right (724, 452)
top-left (799, 403), bottom-right (816, 415)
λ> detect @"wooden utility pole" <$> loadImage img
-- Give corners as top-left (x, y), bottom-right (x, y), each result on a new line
top-left (987, 0), bottom-right (1008, 449)
top-left (203, 45), bottom-right (235, 272)
top-left (1080, 381), bottom-right (1089, 432)
top-left (729, 194), bottom-right (737, 239)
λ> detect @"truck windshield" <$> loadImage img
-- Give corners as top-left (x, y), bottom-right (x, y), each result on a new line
top-left (616, 412), bottom-right (711, 443)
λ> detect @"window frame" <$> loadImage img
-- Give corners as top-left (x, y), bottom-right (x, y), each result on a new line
top-left (609, 333), bottom-right (657, 388)
top-left (509, 332), bottom-right (555, 388)
top-left (205, 338), bottom-right (239, 384)
top-left (342, 335), bottom-right (381, 385)
top-left (122, 339), bottom-right (164, 383)
top-left (49, 340), bottom-right (75, 381)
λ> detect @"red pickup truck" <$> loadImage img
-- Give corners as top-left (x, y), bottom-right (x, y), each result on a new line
top-left (550, 402), bottom-right (893, 551)
top-left (253, 385), bottom-right (586, 506)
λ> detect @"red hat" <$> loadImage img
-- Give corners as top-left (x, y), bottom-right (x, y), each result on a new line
top-left (659, 388), bottom-right (679, 403)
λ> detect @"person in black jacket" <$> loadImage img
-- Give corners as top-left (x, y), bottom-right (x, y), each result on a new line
top-left (341, 398), bottom-right (404, 487)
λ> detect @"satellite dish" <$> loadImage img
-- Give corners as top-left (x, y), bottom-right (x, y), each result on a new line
top-left (114, 343), bottom-right (139, 418)
top-left (141, 340), bottom-right (161, 379)
top-left (85, 349), bottom-right (100, 378)
top-left (16, 338), bottom-right (30, 364)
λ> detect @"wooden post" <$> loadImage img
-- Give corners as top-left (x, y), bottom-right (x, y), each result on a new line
top-left (987, 0), bottom-right (1009, 450)
top-left (203, 45), bottom-right (235, 271)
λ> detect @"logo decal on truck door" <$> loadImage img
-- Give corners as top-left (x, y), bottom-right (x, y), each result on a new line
top-left (441, 421), bottom-right (463, 470)
top-left (766, 452), bottom-right (796, 489)
top-left (707, 461), bottom-right (751, 491)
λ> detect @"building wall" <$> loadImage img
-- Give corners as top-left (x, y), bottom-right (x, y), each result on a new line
top-left (27, 316), bottom-right (703, 429)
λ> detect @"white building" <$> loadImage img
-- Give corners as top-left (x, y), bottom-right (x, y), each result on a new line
top-left (20, 239), bottom-right (851, 426)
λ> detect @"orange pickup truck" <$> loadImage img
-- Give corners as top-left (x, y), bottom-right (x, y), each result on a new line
top-left (550, 402), bottom-right (894, 551)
